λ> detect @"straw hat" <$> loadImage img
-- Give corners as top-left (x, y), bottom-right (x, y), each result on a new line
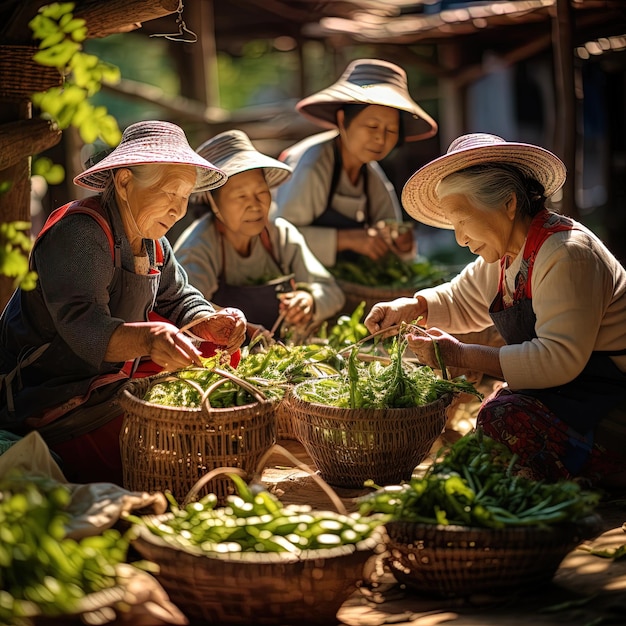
top-left (195, 130), bottom-right (292, 189)
top-left (401, 133), bottom-right (567, 229)
top-left (74, 120), bottom-right (227, 193)
top-left (296, 58), bottom-right (437, 142)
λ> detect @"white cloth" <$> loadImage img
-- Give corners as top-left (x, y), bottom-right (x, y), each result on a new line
top-left (418, 226), bottom-right (626, 390)
top-left (272, 130), bottom-right (403, 266)
top-left (174, 213), bottom-right (345, 324)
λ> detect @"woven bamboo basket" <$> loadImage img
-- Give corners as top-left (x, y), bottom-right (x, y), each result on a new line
top-left (289, 385), bottom-right (451, 488)
top-left (118, 370), bottom-right (277, 503)
top-left (130, 462), bottom-right (383, 625)
top-left (384, 514), bottom-right (603, 598)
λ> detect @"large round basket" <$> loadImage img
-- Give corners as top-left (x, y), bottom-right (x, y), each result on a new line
top-left (289, 385), bottom-right (451, 488)
top-left (118, 373), bottom-right (277, 503)
top-left (384, 514), bottom-right (603, 598)
top-left (131, 515), bottom-right (381, 625)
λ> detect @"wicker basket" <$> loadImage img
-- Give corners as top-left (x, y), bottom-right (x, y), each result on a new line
top-left (384, 514), bottom-right (603, 598)
top-left (130, 463), bottom-right (383, 625)
top-left (289, 385), bottom-right (451, 488)
top-left (118, 370), bottom-right (277, 503)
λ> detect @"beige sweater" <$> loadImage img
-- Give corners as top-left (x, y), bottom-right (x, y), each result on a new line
top-left (419, 226), bottom-right (626, 390)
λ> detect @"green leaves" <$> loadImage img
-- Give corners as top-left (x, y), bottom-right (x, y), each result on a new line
top-left (0, 222), bottom-right (38, 291)
top-left (29, 2), bottom-right (122, 147)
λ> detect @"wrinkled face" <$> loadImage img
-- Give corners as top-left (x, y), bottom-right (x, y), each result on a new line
top-left (338, 105), bottom-right (400, 164)
top-left (118, 164), bottom-right (197, 239)
top-left (440, 193), bottom-right (515, 263)
top-left (212, 169), bottom-right (271, 237)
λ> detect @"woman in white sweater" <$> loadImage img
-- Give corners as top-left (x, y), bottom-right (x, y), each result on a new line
top-left (175, 130), bottom-right (345, 340)
top-left (365, 133), bottom-right (626, 488)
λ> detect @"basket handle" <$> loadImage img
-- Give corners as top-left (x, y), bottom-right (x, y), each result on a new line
top-left (252, 444), bottom-right (348, 517)
top-left (182, 466), bottom-right (248, 507)
top-left (200, 367), bottom-right (268, 411)
top-left (139, 373), bottom-right (207, 399)
top-left (181, 444), bottom-right (349, 517)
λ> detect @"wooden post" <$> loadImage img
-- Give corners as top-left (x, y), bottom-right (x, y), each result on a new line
top-left (552, 0), bottom-right (579, 219)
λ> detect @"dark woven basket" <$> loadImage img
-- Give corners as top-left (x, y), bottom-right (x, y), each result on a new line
top-left (130, 462), bottom-right (383, 626)
top-left (289, 385), bottom-right (451, 488)
top-left (118, 371), bottom-right (277, 503)
top-left (384, 514), bottom-right (603, 598)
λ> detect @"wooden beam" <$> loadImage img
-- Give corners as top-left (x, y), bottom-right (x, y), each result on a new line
top-left (0, 118), bottom-right (62, 170)
top-left (0, 45), bottom-right (63, 102)
top-left (74, 0), bottom-right (180, 39)
top-left (553, 0), bottom-right (579, 219)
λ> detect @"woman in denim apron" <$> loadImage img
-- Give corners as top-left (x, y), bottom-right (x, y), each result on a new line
top-left (0, 121), bottom-right (247, 484)
top-left (175, 130), bottom-right (345, 341)
top-left (365, 133), bottom-right (626, 489)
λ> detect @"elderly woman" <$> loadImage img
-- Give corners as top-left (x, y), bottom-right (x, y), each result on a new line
top-left (365, 133), bottom-right (626, 488)
top-left (175, 130), bottom-right (345, 340)
top-left (0, 120), bottom-right (247, 484)
top-left (272, 58), bottom-right (437, 268)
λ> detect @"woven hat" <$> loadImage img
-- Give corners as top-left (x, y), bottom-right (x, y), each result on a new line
top-left (74, 120), bottom-right (227, 193)
top-left (195, 130), bottom-right (292, 189)
top-left (296, 58), bottom-right (437, 142)
top-left (401, 133), bottom-right (567, 229)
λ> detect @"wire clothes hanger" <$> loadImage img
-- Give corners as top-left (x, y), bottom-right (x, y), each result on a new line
top-left (150, 1), bottom-right (197, 43)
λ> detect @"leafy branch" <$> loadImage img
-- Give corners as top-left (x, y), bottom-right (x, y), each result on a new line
top-left (29, 2), bottom-right (122, 146)
top-left (0, 222), bottom-right (38, 291)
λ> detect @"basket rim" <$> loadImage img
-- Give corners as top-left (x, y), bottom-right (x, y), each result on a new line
top-left (118, 375), bottom-right (275, 415)
top-left (290, 384), bottom-right (453, 415)
top-left (132, 516), bottom-right (383, 563)
top-left (384, 512), bottom-right (603, 537)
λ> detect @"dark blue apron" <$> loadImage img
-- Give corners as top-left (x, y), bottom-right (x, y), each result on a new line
top-left (211, 226), bottom-right (295, 332)
top-left (489, 210), bottom-right (626, 448)
top-left (311, 139), bottom-right (371, 265)
top-left (0, 198), bottom-right (161, 431)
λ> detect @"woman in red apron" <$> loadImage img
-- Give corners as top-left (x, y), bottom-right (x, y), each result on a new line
top-left (0, 121), bottom-right (246, 485)
top-left (174, 130), bottom-right (345, 341)
top-left (365, 133), bottom-right (626, 489)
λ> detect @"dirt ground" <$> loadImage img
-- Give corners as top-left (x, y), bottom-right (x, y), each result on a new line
top-left (261, 384), bottom-right (626, 626)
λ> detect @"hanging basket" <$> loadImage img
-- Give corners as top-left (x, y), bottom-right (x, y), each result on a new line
top-left (384, 514), bottom-right (603, 598)
top-left (129, 456), bottom-right (383, 625)
top-left (118, 369), bottom-right (277, 503)
top-left (289, 384), bottom-right (451, 489)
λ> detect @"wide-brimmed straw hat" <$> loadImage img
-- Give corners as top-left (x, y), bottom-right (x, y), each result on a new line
top-left (296, 58), bottom-right (438, 142)
top-left (195, 129), bottom-right (292, 189)
top-left (74, 120), bottom-right (227, 193)
top-left (401, 133), bottom-right (567, 229)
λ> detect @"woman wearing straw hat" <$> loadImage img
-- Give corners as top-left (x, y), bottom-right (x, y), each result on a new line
top-left (365, 133), bottom-right (626, 488)
top-left (0, 120), bottom-right (247, 484)
top-left (175, 130), bottom-right (345, 341)
top-left (273, 58), bottom-right (437, 268)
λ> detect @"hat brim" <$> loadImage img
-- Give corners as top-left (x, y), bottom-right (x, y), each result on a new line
top-left (74, 152), bottom-right (226, 193)
top-left (401, 143), bottom-right (567, 229)
top-left (199, 150), bottom-right (292, 189)
top-left (297, 83), bottom-right (437, 142)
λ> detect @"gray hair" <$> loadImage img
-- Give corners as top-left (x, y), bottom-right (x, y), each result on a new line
top-left (437, 163), bottom-right (547, 217)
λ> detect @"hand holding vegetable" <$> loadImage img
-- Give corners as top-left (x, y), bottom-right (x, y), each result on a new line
top-left (407, 326), bottom-right (462, 372)
top-left (336, 227), bottom-right (390, 260)
top-left (365, 295), bottom-right (427, 336)
top-left (192, 307), bottom-right (247, 354)
top-left (279, 290), bottom-right (314, 326)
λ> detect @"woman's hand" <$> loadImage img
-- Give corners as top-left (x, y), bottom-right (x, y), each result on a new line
top-left (105, 321), bottom-right (204, 370)
top-left (406, 327), bottom-right (461, 371)
top-left (247, 322), bottom-right (273, 343)
top-left (279, 290), bottom-right (314, 326)
top-left (337, 228), bottom-right (390, 260)
top-left (194, 307), bottom-right (247, 354)
top-left (365, 296), bottom-right (427, 336)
